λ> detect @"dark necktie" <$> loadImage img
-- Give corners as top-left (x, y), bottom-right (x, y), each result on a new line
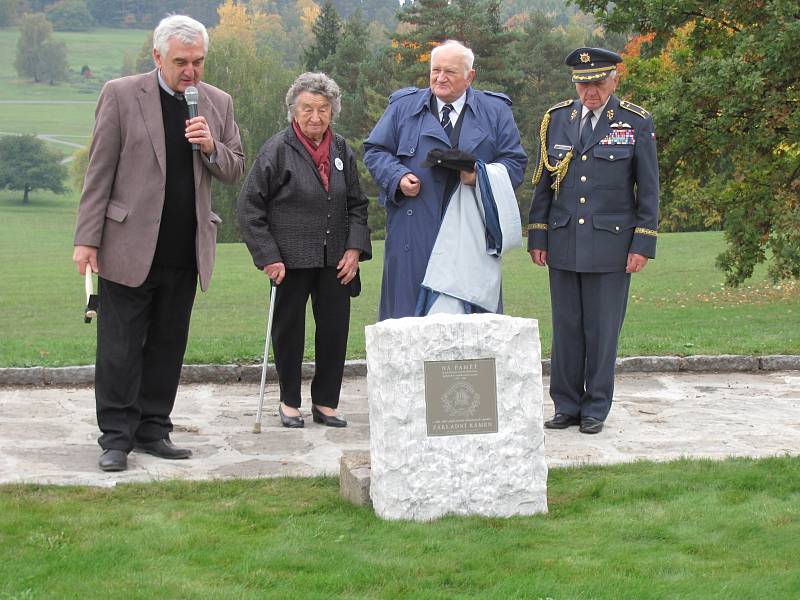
top-left (441, 104), bottom-right (454, 137)
top-left (580, 111), bottom-right (594, 148)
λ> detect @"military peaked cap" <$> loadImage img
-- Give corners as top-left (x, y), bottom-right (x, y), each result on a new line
top-left (565, 47), bottom-right (622, 83)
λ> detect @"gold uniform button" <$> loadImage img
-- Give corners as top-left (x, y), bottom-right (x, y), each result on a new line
top-left (578, 218), bottom-right (585, 225)
top-left (580, 197), bottom-right (586, 204)
top-left (580, 175), bottom-right (587, 182)
top-left (581, 155), bottom-right (587, 161)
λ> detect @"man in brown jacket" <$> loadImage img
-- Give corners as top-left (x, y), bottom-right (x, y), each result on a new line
top-left (73, 14), bottom-right (244, 472)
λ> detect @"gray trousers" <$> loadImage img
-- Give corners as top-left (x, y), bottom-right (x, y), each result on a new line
top-left (548, 268), bottom-right (631, 421)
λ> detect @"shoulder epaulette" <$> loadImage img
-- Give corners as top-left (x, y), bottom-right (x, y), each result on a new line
top-left (619, 100), bottom-right (650, 118)
top-left (545, 99), bottom-right (574, 114)
top-left (481, 90), bottom-right (512, 106)
top-left (388, 87), bottom-right (419, 103)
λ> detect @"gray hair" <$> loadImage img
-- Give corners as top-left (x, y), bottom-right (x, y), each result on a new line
top-left (153, 14), bottom-right (209, 57)
top-left (431, 40), bottom-right (475, 76)
top-left (285, 72), bottom-right (342, 123)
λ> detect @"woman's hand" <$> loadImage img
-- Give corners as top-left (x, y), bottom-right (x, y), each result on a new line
top-left (337, 249), bottom-right (360, 285)
top-left (263, 262), bottom-right (286, 285)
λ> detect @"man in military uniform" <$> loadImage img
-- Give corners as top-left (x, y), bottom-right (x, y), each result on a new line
top-left (527, 47), bottom-right (659, 434)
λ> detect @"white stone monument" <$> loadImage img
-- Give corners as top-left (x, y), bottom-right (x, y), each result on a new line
top-left (365, 313), bottom-right (547, 521)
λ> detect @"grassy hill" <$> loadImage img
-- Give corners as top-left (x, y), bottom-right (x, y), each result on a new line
top-left (0, 27), bottom-right (147, 154)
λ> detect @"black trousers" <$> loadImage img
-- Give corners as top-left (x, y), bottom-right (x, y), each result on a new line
top-left (271, 267), bottom-right (350, 409)
top-left (95, 266), bottom-right (197, 450)
top-left (548, 268), bottom-right (631, 421)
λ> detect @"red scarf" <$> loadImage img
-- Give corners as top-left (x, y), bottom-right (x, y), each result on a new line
top-left (292, 120), bottom-right (333, 191)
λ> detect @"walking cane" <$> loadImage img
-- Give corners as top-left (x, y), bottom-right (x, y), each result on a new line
top-left (253, 280), bottom-right (277, 433)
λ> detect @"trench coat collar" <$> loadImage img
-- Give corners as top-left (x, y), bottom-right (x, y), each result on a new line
top-left (417, 87), bottom-right (485, 150)
top-left (456, 88), bottom-right (487, 155)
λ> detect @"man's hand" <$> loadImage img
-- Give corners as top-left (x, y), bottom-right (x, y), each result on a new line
top-left (399, 173), bottom-right (421, 197)
top-left (186, 116), bottom-right (215, 155)
top-left (529, 249), bottom-right (548, 267)
top-left (73, 245), bottom-right (98, 275)
top-left (336, 249), bottom-right (360, 285)
top-left (263, 262), bottom-right (286, 285)
top-left (460, 166), bottom-right (477, 186)
top-left (626, 253), bottom-right (648, 273)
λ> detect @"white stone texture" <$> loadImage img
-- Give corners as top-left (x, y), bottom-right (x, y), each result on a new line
top-left (365, 313), bottom-right (547, 521)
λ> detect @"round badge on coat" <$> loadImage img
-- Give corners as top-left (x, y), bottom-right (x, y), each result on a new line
top-left (334, 157), bottom-right (344, 171)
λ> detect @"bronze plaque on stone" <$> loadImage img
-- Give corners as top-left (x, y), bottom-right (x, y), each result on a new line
top-left (424, 358), bottom-right (498, 436)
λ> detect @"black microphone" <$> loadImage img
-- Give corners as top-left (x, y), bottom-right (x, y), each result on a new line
top-left (184, 85), bottom-right (199, 151)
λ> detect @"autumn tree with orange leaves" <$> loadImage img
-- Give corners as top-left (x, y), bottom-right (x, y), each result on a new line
top-left (576, 0), bottom-right (800, 285)
top-left (204, 0), bottom-right (295, 241)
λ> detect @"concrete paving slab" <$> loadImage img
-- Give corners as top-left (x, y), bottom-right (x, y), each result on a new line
top-left (0, 372), bottom-right (798, 487)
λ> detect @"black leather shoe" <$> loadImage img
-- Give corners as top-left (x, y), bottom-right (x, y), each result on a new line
top-left (99, 449), bottom-right (128, 472)
top-left (279, 404), bottom-right (304, 428)
top-left (544, 413), bottom-right (580, 429)
top-left (134, 438), bottom-right (192, 459)
top-left (579, 416), bottom-right (604, 434)
top-left (312, 405), bottom-right (347, 428)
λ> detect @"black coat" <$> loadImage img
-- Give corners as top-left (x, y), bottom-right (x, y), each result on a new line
top-left (237, 126), bottom-right (371, 269)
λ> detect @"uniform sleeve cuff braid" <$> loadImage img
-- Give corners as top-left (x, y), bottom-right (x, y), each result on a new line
top-left (634, 227), bottom-right (657, 237)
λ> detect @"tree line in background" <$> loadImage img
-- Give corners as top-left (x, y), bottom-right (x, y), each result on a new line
top-left (3, 0), bottom-right (797, 285)
top-left (195, 0), bottom-right (624, 242)
top-left (52, 0), bottom-right (606, 241)
top-left (0, 0), bottom-right (401, 35)
top-left (575, 0), bottom-right (799, 285)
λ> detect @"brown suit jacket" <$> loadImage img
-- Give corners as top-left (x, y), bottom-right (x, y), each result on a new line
top-left (74, 70), bottom-right (244, 291)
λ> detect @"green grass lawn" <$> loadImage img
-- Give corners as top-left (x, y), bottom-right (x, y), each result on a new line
top-left (1, 457), bottom-right (798, 598)
top-left (0, 102), bottom-right (95, 137)
top-left (1, 190), bottom-right (798, 367)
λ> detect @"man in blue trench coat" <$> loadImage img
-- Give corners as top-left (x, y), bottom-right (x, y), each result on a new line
top-left (364, 40), bottom-right (527, 320)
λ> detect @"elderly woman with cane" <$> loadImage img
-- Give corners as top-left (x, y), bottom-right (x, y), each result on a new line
top-left (237, 72), bottom-right (371, 429)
